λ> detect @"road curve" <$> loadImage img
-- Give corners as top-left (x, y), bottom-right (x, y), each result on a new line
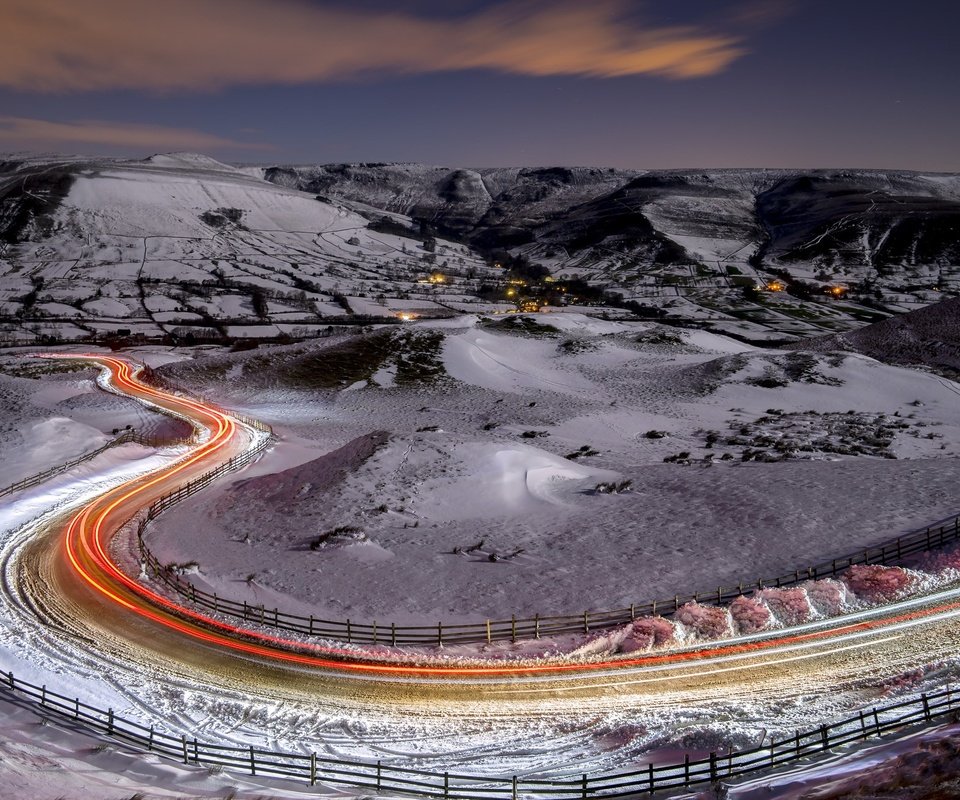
top-left (12, 354), bottom-right (960, 706)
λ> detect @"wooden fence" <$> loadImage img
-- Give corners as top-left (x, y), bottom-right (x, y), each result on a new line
top-left (2, 668), bottom-right (959, 797)
top-left (0, 430), bottom-right (195, 499)
top-left (127, 369), bottom-right (960, 647)
top-left (137, 459), bottom-right (960, 644)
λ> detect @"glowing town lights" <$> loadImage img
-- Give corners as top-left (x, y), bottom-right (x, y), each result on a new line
top-left (765, 280), bottom-right (786, 292)
top-left (397, 312), bottom-right (417, 322)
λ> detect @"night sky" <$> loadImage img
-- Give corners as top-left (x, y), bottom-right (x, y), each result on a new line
top-left (2, 0), bottom-right (959, 170)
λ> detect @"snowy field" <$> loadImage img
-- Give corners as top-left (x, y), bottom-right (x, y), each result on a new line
top-left (1, 309), bottom-right (959, 799)
top-left (140, 313), bottom-right (960, 623)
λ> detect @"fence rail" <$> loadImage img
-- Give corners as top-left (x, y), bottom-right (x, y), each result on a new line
top-left (138, 477), bottom-right (960, 644)
top-left (2, 668), bottom-right (959, 797)
top-left (0, 430), bottom-right (195, 499)
top-left (130, 370), bottom-right (960, 646)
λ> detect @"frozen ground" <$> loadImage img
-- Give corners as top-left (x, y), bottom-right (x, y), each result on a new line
top-left (137, 313), bottom-right (960, 623)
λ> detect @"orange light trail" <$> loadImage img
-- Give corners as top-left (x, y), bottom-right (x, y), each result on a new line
top-left (43, 355), bottom-right (960, 680)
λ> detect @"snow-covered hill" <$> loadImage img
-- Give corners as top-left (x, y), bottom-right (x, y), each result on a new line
top-left (0, 155), bottom-right (495, 345)
top-left (800, 295), bottom-right (960, 376)
top-left (266, 164), bottom-right (960, 340)
top-left (3, 155), bottom-right (959, 347)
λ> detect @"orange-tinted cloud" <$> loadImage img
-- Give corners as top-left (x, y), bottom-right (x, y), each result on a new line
top-left (1, 0), bottom-right (747, 92)
top-left (0, 117), bottom-right (273, 150)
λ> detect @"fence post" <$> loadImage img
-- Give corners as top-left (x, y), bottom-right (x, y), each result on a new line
top-left (391, 623), bottom-right (397, 647)
top-left (648, 762), bottom-right (654, 795)
top-left (347, 619), bottom-right (352, 643)
top-left (41, 685), bottom-right (46, 706)
top-left (535, 614), bottom-right (541, 639)
top-left (923, 693), bottom-right (931, 722)
top-left (107, 708), bottom-right (114, 735)
top-left (250, 745), bottom-right (256, 775)
top-left (377, 759), bottom-right (382, 790)
top-left (373, 621), bottom-right (378, 645)
top-left (583, 610), bottom-right (590, 633)
top-left (684, 753), bottom-right (690, 785)
top-left (310, 752), bottom-right (317, 786)
top-left (709, 752), bottom-right (717, 782)
top-left (309, 615), bottom-right (314, 635)
top-left (581, 772), bottom-right (588, 799)
top-left (873, 709), bottom-right (881, 735)
top-left (438, 622), bottom-right (443, 647)
top-left (75, 697), bottom-right (80, 720)
top-left (148, 725), bottom-right (154, 751)
top-left (182, 734), bottom-right (188, 764)
top-left (820, 725), bottom-right (828, 750)
top-left (486, 619), bottom-right (492, 644)
top-left (512, 775), bottom-right (518, 800)
top-left (444, 771), bottom-right (449, 798)
top-left (512, 615), bottom-right (518, 643)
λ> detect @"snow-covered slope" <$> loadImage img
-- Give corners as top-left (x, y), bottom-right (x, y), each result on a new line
top-left (3, 155), bottom-right (958, 346)
top-left (267, 164), bottom-right (960, 338)
top-left (799, 295), bottom-right (960, 376)
top-left (0, 155), bottom-right (494, 344)
top-left (147, 314), bottom-right (960, 622)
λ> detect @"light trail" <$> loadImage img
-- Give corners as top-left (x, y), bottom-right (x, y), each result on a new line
top-left (30, 354), bottom-right (960, 688)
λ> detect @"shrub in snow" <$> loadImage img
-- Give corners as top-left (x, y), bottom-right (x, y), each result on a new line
top-left (843, 564), bottom-right (917, 602)
top-left (916, 544), bottom-right (960, 576)
top-left (757, 587), bottom-right (814, 627)
top-left (675, 602), bottom-right (732, 641)
top-left (592, 480), bottom-right (632, 494)
top-left (729, 595), bottom-right (772, 634)
top-left (805, 578), bottom-right (852, 616)
top-left (620, 617), bottom-right (676, 653)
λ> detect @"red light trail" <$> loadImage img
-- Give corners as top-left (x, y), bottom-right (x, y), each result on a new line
top-left (39, 355), bottom-right (960, 684)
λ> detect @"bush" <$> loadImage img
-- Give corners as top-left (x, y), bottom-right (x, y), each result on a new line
top-left (592, 480), bottom-right (632, 494)
top-left (676, 602), bottom-right (732, 640)
top-left (620, 617), bottom-right (676, 652)
top-left (729, 596), bottom-right (772, 634)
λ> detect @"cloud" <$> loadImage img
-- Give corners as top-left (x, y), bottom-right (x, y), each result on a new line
top-left (0, 117), bottom-right (273, 151)
top-left (0, 0), bottom-right (747, 92)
